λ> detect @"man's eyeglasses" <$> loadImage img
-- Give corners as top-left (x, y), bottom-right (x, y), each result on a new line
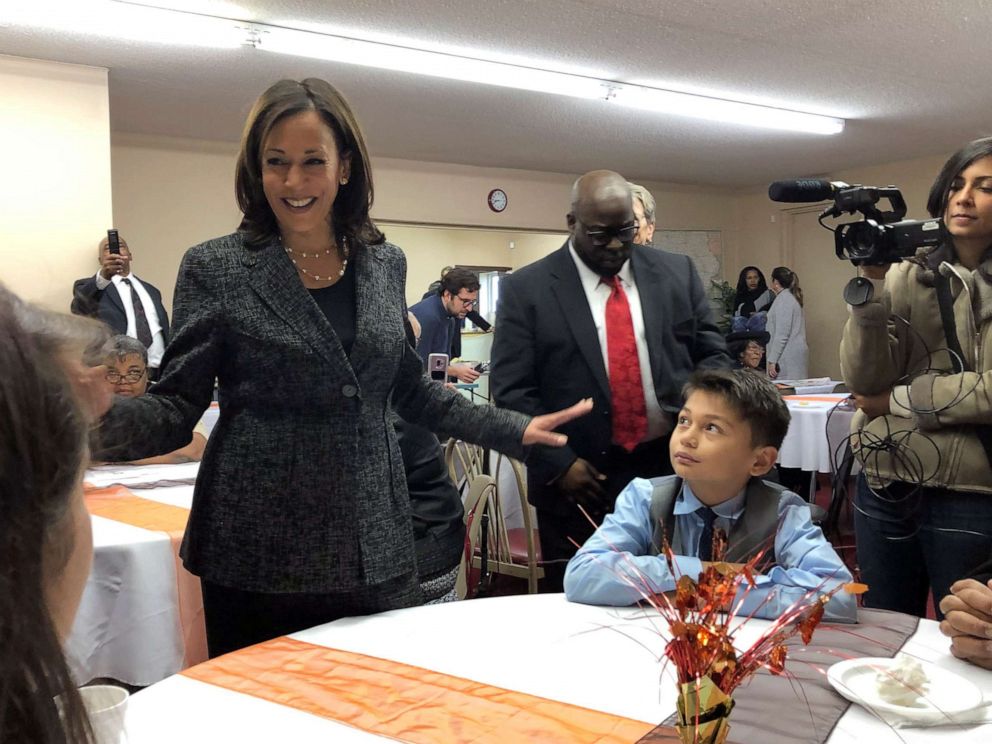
top-left (455, 295), bottom-right (476, 308)
top-left (584, 221), bottom-right (638, 247)
top-left (106, 368), bottom-right (146, 384)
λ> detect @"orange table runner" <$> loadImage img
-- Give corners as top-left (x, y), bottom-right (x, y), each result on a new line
top-left (84, 485), bottom-right (207, 668)
top-left (183, 636), bottom-right (670, 743)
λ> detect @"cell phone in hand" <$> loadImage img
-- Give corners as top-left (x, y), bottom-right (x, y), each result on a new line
top-left (473, 361), bottom-right (490, 374)
top-left (428, 353), bottom-right (449, 382)
top-left (107, 229), bottom-right (120, 255)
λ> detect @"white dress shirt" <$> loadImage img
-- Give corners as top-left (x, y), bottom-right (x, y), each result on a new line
top-left (568, 243), bottom-right (669, 443)
top-left (95, 271), bottom-right (166, 368)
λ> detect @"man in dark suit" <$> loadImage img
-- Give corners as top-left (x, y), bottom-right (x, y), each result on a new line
top-left (490, 170), bottom-right (731, 591)
top-left (71, 234), bottom-right (170, 380)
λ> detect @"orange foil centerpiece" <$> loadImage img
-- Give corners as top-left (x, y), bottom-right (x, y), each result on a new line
top-left (641, 531), bottom-right (867, 744)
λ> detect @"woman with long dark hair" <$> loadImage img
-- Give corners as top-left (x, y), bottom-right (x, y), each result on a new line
top-left (840, 137), bottom-right (992, 619)
top-left (95, 79), bottom-right (588, 657)
top-left (732, 265), bottom-right (773, 317)
top-left (765, 266), bottom-right (807, 379)
top-left (0, 286), bottom-right (106, 743)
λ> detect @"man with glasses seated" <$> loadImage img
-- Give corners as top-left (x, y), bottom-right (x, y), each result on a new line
top-left (490, 170), bottom-right (731, 592)
top-left (409, 267), bottom-right (482, 384)
top-left (99, 335), bottom-right (207, 465)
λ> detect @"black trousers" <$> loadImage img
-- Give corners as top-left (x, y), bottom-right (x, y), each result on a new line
top-left (537, 435), bottom-right (674, 593)
top-left (201, 571), bottom-right (422, 658)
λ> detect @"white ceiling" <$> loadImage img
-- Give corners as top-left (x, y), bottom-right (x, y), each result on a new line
top-left (1, 0), bottom-right (989, 187)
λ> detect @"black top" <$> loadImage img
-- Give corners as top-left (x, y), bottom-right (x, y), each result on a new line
top-left (393, 418), bottom-right (465, 575)
top-left (309, 263), bottom-right (357, 355)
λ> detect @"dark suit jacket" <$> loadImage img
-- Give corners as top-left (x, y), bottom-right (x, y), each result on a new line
top-left (490, 242), bottom-right (730, 512)
top-left (71, 274), bottom-right (171, 345)
top-left (95, 232), bottom-right (528, 594)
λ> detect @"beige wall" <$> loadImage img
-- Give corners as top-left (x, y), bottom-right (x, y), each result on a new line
top-left (111, 133), bottom-right (242, 311)
top-left (733, 152), bottom-right (953, 378)
top-left (107, 134), bottom-right (737, 311)
top-left (0, 55), bottom-right (111, 310)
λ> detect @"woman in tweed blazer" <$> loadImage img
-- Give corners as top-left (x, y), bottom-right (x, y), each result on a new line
top-left (96, 79), bottom-right (588, 656)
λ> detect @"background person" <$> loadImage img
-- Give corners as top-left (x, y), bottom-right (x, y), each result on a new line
top-left (628, 182), bottom-right (656, 246)
top-left (765, 266), bottom-right (808, 380)
top-left (726, 329), bottom-right (768, 371)
top-left (423, 266), bottom-right (492, 334)
top-left (99, 335), bottom-right (207, 465)
top-left (732, 265), bottom-right (773, 317)
top-left (71, 234), bottom-right (170, 380)
top-left (1, 285), bottom-right (104, 743)
top-left (841, 137), bottom-right (992, 619)
top-left (409, 267), bottom-right (481, 383)
top-left (94, 78), bottom-right (587, 657)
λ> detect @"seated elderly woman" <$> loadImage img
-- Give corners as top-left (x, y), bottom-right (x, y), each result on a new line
top-left (726, 329), bottom-right (769, 371)
top-left (101, 335), bottom-right (207, 464)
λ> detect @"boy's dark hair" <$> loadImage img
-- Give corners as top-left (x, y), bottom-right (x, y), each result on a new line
top-left (682, 368), bottom-right (790, 449)
top-left (439, 267), bottom-right (480, 296)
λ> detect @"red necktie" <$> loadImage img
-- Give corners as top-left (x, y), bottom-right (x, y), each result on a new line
top-left (604, 275), bottom-right (647, 451)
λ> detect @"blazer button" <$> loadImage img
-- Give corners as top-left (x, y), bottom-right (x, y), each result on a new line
top-left (342, 384), bottom-right (358, 398)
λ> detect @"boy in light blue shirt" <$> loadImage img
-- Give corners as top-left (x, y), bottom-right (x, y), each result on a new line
top-left (564, 368), bottom-right (856, 622)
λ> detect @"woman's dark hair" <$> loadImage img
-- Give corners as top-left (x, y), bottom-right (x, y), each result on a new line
top-left (909, 137), bottom-right (992, 285)
top-left (0, 286), bottom-right (93, 743)
top-left (235, 78), bottom-right (384, 248)
top-left (771, 266), bottom-right (803, 307)
top-left (734, 266), bottom-right (767, 297)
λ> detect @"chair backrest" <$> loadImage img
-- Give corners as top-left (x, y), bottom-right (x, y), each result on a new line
top-left (455, 474), bottom-right (497, 600)
top-left (444, 438), bottom-right (485, 497)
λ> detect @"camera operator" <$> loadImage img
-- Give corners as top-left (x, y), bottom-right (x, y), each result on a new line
top-left (840, 138), bottom-right (992, 620)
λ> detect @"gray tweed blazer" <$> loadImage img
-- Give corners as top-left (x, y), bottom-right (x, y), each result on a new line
top-left (96, 232), bottom-right (529, 593)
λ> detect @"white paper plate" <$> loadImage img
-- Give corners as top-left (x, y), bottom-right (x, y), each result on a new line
top-left (827, 656), bottom-right (984, 724)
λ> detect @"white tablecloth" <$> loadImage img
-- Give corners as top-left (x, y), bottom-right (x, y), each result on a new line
top-left (778, 394), bottom-right (855, 473)
top-left (125, 594), bottom-right (991, 743)
top-left (68, 467), bottom-right (197, 687)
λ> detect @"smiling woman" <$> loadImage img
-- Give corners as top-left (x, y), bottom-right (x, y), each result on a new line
top-left (94, 77), bottom-right (591, 659)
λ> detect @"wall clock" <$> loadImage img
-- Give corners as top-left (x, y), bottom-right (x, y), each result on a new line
top-left (487, 188), bottom-right (508, 212)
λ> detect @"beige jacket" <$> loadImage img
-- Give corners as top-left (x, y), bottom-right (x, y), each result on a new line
top-left (839, 255), bottom-right (992, 494)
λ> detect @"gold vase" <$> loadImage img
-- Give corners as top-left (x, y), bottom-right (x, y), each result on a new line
top-left (675, 676), bottom-right (734, 744)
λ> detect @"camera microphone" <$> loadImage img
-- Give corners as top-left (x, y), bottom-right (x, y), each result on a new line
top-left (768, 179), bottom-right (852, 203)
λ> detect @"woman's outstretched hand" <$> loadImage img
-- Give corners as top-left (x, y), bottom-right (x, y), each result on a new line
top-left (522, 398), bottom-right (593, 447)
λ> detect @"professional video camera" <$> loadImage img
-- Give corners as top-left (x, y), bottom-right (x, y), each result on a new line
top-left (768, 179), bottom-right (944, 266)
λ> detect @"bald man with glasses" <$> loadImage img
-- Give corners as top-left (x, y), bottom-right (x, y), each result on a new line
top-left (490, 170), bottom-right (731, 591)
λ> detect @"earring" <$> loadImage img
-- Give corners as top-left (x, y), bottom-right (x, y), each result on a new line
top-left (340, 177), bottom-right (349, 185)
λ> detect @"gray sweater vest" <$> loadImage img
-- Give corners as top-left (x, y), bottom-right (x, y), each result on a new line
top-left (648, 476), bottom-right (785, 567)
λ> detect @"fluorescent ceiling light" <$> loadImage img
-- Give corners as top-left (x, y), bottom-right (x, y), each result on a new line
top-left (2, 1), bottom-right (845, 134)
top-left (254, 26), bottom-right (843, 135)
top-left (1, 1), bottom-right (245, 48)
top-left (256, 26), bottom-right (610, 101)
top-left (613, 87), bottom-right (844, 135)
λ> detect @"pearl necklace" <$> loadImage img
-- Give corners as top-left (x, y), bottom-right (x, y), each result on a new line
top-left (283, 238), bottom-right (349, 282)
